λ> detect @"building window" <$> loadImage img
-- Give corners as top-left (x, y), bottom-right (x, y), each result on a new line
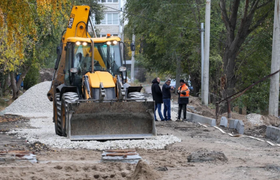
top-left (98, 0), bottom-right (118, 3)
top-left (100, 13), bottom-right (119, 25)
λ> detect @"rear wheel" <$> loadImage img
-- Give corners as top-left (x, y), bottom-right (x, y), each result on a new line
top-left (59, 92), bottom-right (79, 137)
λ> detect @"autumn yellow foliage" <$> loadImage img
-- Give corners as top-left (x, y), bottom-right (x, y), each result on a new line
top-left (0, 0), bottom-right (71, 73)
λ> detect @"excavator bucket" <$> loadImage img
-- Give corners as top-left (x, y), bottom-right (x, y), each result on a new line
top-left (66, 100), bottom-right (156, 140)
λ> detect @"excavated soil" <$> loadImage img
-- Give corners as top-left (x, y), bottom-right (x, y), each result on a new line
top-left (127, 160), bottom-right (160, 180)
top-left (1, 84), bottom-right (280, 179)
top-left (187, 149), bottom-right (228, 163)
top-left (0, 119), bottom-right (280, 179)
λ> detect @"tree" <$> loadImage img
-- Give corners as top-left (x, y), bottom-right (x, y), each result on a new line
top-left (125, 0), bottom-right (204, 91)
top-left (0, 0), bottom-right (103, 99)
top-left (219, 0), bottom-right (274, 99)
top-left (125, 0), bottom-right (275, 114)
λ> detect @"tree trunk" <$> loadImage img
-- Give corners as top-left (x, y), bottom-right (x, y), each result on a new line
top-left (175, 52), bottom-right (182, 94)
top-left (15, 65), bottom-right (31, 90)
top-left (222, 50), bottom-right (238, 98)
top-left (10, 72), bottom-right (19, 100)
top-left (10, 65), bottom-right (31, 100)
top-left (2, 74), bottom-right (10, 96)
top-left (190, 72), bottom-right (200, 96)
top-left (219, 0), bottom-right (274, 113)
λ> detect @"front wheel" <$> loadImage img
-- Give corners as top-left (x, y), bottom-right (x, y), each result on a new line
top-left (59, 92), bottom-right (79, 137)
top-left (54, 93), bottom-right (64, 136)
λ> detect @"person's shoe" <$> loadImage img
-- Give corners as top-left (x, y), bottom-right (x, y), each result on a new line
top-left (155, 119), bottom-right (158, 121)
top-left (182, 118), bottom-right (187, 121)
top-left (161, 119), bottom-right (165, 121)
top-left (176, 119), bottom-right (181, 122)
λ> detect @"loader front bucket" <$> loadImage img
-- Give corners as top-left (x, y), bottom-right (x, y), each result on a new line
top-left (66, 101), bottom-right (156, 140)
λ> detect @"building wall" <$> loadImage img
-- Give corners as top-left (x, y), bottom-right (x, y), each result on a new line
top-left (96, 1), bottom-right (121, 37)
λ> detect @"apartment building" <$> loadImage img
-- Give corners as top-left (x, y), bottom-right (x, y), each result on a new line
top-left (96, 0), bottom-right (122, 37)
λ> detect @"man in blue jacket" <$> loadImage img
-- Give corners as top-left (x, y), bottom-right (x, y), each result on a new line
top-left (162, 79), bottom-right (174, 121)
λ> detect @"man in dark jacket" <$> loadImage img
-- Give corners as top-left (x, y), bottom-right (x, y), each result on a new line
top-left (151, 77), bottom-right (164, 121)
top-left (162, 79), bottom-right (174, 121)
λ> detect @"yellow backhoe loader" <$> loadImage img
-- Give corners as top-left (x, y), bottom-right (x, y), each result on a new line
top-left (47, 5), bottom-right (156, 140)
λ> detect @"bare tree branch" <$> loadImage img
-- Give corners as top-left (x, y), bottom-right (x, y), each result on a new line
top-left (248, 6), bottom-right (273, 33)
top-left (229, 0), bottom-right (240, 32)
top-left (248, 0), bottom-right (260, 16)
top-left (220, 0), bottom-right (230, 30)
top-left (256, 0), bottom-right (273, 10)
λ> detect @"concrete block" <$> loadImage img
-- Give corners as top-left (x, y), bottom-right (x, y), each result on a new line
top-left (188, 106), bottom-right (196, 111)
top-left (266, 126), bottom-right (280, 142)
top-left (188, 112), bottom-right (216, 126)
top-left (220, 116), bottom-right (228, 127)
top-left (185, 113), bottom-right (193, 122)
top-left (236, 120), bottom-right (244, 134)
top-left (229, 119), bottom-right (238, 129)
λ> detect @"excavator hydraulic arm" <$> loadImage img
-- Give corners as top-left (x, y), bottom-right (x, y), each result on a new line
top-left (47, 5), bottom-right (91, 101)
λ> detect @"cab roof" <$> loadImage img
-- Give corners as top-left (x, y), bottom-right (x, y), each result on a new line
top-left (66, 36), bottom-right (121, 43)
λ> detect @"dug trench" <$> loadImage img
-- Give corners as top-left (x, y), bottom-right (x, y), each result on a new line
top-left (0, 115), bottom-right (280, 180)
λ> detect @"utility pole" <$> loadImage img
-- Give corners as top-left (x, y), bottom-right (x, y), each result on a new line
top-left (203, 0), bottom-right (211, 105)
top-left (121, 20), bottom-right (125, 43)
top-left (131, 33), bottom-right (135, 83)
top-left (269, 0), bottom-right (280, 117)
top-left (121, 8), bottom-right (125, 62)
top-left (201, 23), bottom-right (204, 101)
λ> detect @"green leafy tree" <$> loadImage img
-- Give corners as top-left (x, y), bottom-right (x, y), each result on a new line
top-left (125, 0), bottom-right (204, 91)
top-left (0, 0), bottom-right (103, 99)
top-left (219, 0), bottom-right (274, 99)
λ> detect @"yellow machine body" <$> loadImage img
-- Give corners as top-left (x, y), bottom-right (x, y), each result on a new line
top-left (48, 5), bottom-right (156, 140)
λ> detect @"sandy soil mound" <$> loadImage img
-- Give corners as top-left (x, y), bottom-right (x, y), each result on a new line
top-left (128, 160), bottom-right (160, 180)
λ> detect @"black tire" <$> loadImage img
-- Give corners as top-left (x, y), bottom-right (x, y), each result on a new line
top-left (54, 93), bottom-right (63, 136)
top-left (59, 92), bottom-right (79, 137)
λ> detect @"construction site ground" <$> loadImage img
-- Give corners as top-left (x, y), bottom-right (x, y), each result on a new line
top-left (0, 114), bottom-right (280, 180)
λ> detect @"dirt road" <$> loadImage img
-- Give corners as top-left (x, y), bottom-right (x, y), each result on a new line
top-left (0, 115), bottom-right (280, 180)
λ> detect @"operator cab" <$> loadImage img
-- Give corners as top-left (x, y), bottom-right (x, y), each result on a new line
top-left (63, 37), bottom-right (126, 95)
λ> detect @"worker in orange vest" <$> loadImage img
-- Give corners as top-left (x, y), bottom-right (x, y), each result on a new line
top-left (177, 79), bottom-right (190, 121)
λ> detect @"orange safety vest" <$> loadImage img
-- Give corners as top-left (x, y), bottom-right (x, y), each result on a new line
top-left (178, 84), bottom-right (189, 97)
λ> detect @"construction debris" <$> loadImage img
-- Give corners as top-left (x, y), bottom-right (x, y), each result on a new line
top-left (27, 141), bottom-right (53, 152)
top-left (102, 149), bottom-right (141, 163)
top-left (0, 150), bottom-right (37, 163)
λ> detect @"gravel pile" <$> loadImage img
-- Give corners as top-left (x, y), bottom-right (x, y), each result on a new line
top-left (9, 117), bottom-right (181, 150)
top-left (4, 81), bottom-right (52, 117)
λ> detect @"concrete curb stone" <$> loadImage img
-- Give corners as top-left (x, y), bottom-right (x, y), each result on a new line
top-left (220, 116), bottom-right (228, 127)
top-left (236, 120), bottom-right (244, 134)
top-left (265, 126), bottom-right (280, 143)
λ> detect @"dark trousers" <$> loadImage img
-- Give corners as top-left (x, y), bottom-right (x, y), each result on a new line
top-left (178, 104), bottom-right (187, 119)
